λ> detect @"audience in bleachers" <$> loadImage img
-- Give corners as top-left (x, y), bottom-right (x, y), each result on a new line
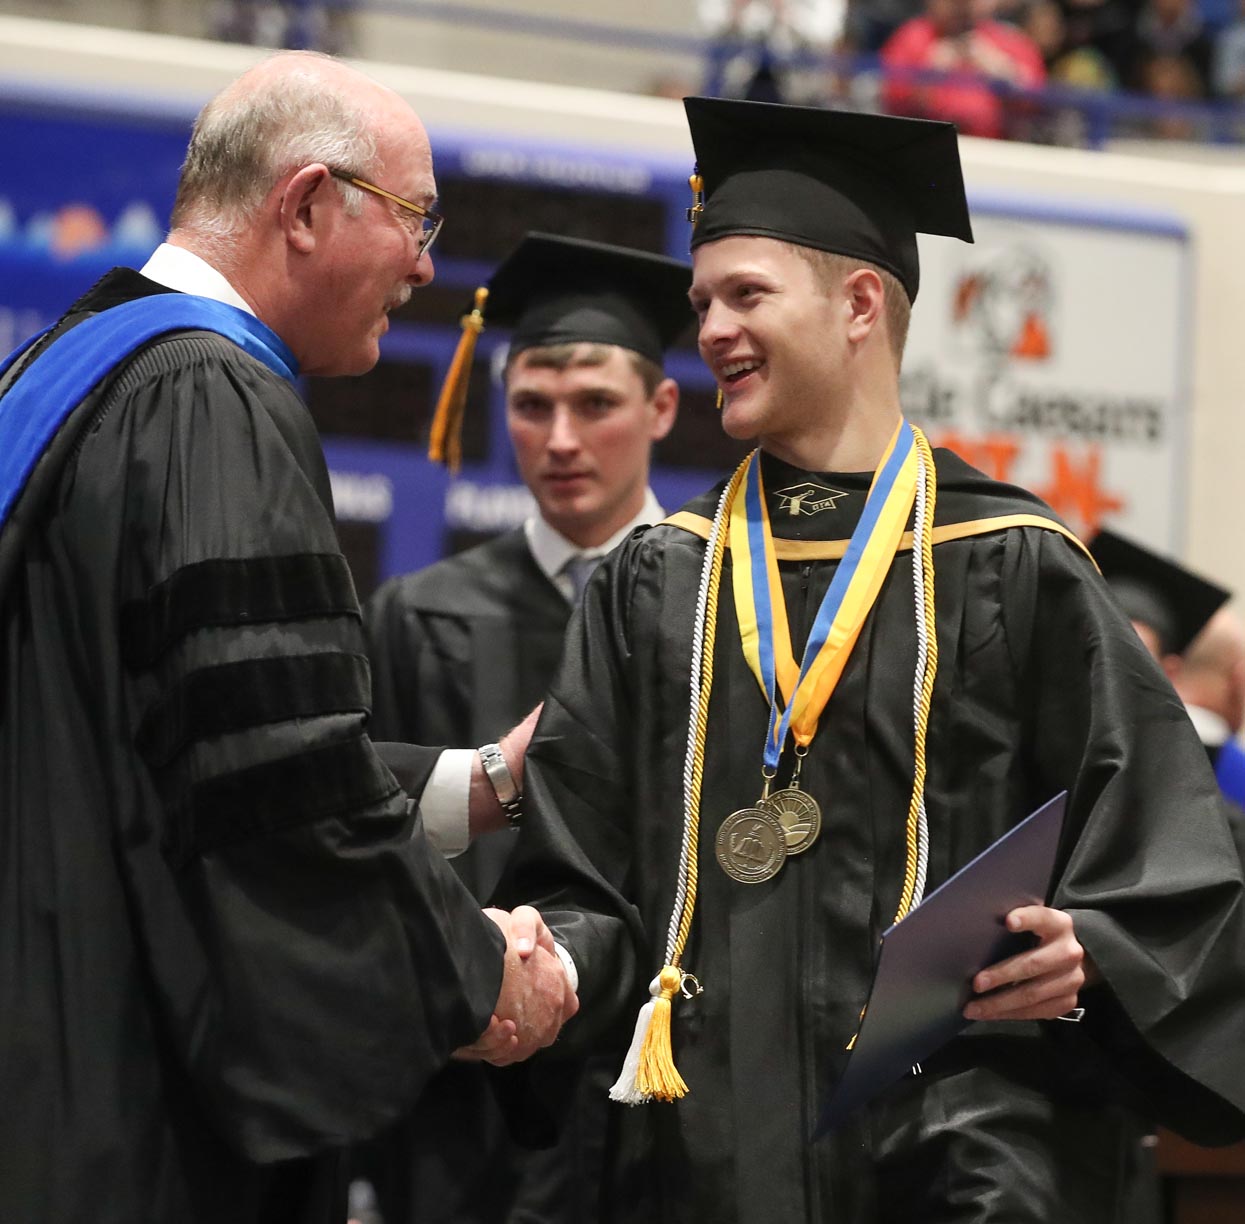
top-left (878, 0), bottom-right (1047, 137)
top-left (214, 0), bottom-right (1242, 145)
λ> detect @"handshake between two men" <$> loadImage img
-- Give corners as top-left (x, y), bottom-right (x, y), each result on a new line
top-left (449, 706), bottom-right (578, 1064)
top-left (454, 905), bottom-right (579, 1065)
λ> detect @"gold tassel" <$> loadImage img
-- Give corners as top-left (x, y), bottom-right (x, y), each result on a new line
top-left (686, 171), bottom-right (704, 226)
top-left (635, 966), bottom-right (689, 1101)
top-left (715, 387), bottom-right (723, 411)
top-left (428, 286), bottom-right (488, 473)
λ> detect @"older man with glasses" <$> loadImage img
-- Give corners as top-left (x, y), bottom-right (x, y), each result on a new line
top-left (0, 49), bottom-right (575, 1224)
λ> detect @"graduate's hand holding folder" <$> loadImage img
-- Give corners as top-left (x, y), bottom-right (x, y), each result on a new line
top-left (817, 792), bottom-right (1090, 1135)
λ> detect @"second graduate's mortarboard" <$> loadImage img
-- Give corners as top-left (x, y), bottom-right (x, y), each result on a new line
top-left (428, 233), bottom-right (693, 471)
top-left (1089, 528), bottom-right (1230, 657)
top-left (682, 96), bottom-right (975, 303)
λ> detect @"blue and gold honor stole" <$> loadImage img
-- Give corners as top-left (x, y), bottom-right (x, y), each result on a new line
top-left (0, 295), bottom-right (298, 536)
top-left (731, 419), bottom-right (919, 770)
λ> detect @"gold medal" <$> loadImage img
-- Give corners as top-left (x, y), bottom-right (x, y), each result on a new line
top-left (761, 787), bottom-right (822, 855)
top-left (715, 807), bottom-right (787, 883)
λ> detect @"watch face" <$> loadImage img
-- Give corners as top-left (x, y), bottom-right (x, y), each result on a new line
top-left (481, 744), bottom-right (518, 802)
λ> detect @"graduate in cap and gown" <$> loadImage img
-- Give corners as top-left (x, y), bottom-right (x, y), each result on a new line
top-left (360, 233), bottom-right (688, 1223)
top-left (497, 98), bottom-right (1245, 1223)
top-left (1090, 528), bottom-right (1245, 812)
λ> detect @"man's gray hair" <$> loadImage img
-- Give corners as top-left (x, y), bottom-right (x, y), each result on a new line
top-left (171, 53), bottom-right (379, 237)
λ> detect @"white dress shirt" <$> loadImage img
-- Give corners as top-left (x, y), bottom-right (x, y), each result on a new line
top-left (525, 487), bottom-right (665, 603)
top-left (140, 243), bottom-right (255, 315)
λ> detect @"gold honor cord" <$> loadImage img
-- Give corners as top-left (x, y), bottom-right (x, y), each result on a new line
top-left (846, 427), bottom-right (938, 1052)
top-left (610, 455), bottom-right (750, 1105)
top-left (894, 425), bottom-right (939, 924)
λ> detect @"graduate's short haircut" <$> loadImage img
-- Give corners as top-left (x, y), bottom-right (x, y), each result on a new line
top-left (792, 245), bottom-right (912, 369)
top-left (171, 51), bottom-right (378, 237)
top-left (504, 342), bottom-right (665, 399)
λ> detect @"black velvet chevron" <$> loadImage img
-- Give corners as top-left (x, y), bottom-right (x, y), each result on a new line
top-left (166, 734), bottom-right (400, 866)
top-left (135, 651), bottom-right (372, 769)
top-left (120, 553), bottom-right (359, 670)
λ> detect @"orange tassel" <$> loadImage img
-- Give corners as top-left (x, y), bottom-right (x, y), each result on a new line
top-left (428, 286), bottom-right (488, 473)
top-left (686, 171), bottom-right (705, 226)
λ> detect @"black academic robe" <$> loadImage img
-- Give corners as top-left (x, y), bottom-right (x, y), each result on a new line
top-left (362, 533), bottom-right (609, 1224)
top-left (0, 270), bottom-right (504, 1224)
top-left (368, 528), bottom-right (570, 744)
top-left (501, 450), bottom-right (1245, 1224)
top-left (367, 526), bottom-right (572, 901)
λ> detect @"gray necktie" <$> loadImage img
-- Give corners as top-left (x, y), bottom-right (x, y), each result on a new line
top-left (562, 553), bottom-right (601, 606)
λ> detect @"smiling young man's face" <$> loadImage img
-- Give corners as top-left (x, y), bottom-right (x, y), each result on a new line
top-left (690, 234), bottom-right (851, 453)
top-left (505, 343), bottom-right (677, 548)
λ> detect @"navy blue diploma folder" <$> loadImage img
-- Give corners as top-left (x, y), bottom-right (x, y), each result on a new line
top-left (816, 791), bottom-right (1069, 1136)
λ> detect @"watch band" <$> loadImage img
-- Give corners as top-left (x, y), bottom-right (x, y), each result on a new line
top-left (479, 742), bottom-right (523, 826)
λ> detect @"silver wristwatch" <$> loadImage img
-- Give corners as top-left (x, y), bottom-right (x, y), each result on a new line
top-left (478, 742), bottom-right (523, 826)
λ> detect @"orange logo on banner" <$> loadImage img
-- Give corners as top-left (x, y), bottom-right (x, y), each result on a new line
top-left (1011, 314), bottom-right (1050, 360)
top-left (951, 247), bottom-right (1054, 363)
top-left (1038, 444), bottom-right (1125, 536)
top-left (934, 431), bottom-right (1022, 483)
top-left (934, 432), bottom-right (1126, 538)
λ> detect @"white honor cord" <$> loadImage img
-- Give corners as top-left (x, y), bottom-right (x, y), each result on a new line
top-left (910, 444), bottom-right (932, 907)
top-left (665, 480), bottom-right (734, 963)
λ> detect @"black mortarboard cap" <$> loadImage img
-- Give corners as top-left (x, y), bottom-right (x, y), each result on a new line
top-left (1089, 528), bottom-right (1230, 657)
top-left (683, 97), bottom-right (974, 302)
top-left (428, 233), bottom-right (692, 470)
top-left (483, 232), bottom-right (693, 364)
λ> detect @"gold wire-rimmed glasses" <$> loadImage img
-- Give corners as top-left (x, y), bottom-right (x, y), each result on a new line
top-left (328, 168), bottom-right (443, 258)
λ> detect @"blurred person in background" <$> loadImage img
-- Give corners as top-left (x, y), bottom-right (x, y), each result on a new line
top-left (700, 0), bottom-right (847, 101)
top-left (1173, 608), bottom-right (1245, 805)
top-left (1017, 0), bottom-right (1118, 143)
top-left (1089, 529), bottom-right (1245, 807)
top-left (211, 0), bottom-right (355, 54)
top-left (880, 0), bottom-right (1047, 138)
top-left (1211, 0), bottom-right (1245, 94)
top-left (1125, 0), bottom-right (1214, 89)
top-left (1138, 51), bottom-right (1209, 136)
top-left (1024, 0), bottom-right (1119, 87)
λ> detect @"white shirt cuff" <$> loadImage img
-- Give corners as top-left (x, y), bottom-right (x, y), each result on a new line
top-left (554, 942), bottom-right (579, 995)
top-left (416, 748), bottom-right (474, 857)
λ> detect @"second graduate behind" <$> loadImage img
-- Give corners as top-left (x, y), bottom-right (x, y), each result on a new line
top-left (362, 233), bottom-right (689, 1224)
top-left (499, 98), bottom-right (1245, 1222)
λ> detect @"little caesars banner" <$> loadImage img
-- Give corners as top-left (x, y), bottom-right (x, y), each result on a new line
top-left (905, 206), bottom-right (1189, 549)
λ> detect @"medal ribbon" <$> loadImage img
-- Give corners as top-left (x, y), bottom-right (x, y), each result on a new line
top-left (730, 420), bottom-right (920, 770)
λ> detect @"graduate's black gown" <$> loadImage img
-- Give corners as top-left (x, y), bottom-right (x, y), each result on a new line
top-left (0, 271), bottom-right (504, 1224)
top-left (502, 451), bottom-right (1245, 1224)
top-left (363, 534), bottom-right (609, 1223)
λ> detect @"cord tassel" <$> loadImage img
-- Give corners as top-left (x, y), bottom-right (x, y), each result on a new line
top-left (609, 462), bottom-right (744, 1109)
top-left (637, 966), bottom-right (688, 1100)
top-left (609, 967), bottom-right (688, 1104)
top-left (428, 286), bottom-right (488, 472)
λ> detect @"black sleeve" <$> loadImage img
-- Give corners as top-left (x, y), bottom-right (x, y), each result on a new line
top-left (1004, 527), bottom-right (1245, 1144)
top-left (496, 538), bottom-right (650, 1054)
top-left (103, 336), bottom-right (504, 1161)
